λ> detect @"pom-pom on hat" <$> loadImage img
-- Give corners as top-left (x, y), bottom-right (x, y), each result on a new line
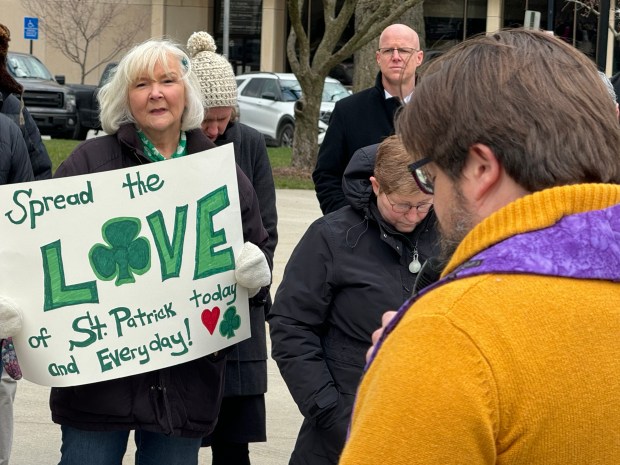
top-left (187, 31), bottom-right (237, 108)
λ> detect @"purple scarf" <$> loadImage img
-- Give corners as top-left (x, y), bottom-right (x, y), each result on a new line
top-left (366, 202), bottom-right (620, 368)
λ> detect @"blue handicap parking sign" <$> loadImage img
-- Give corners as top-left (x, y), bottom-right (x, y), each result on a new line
top-left (24, 17), bottom-right (38, 40)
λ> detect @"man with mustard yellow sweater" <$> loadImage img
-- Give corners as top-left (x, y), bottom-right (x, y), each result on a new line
top-left (339, 29), bottom-right (620, 465)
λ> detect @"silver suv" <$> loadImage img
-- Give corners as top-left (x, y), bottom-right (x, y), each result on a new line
top-left (235, 72), bottom-right (350, 147)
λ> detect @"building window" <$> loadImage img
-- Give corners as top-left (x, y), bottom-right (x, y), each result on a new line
top-left (214, 0), bottom-right (263, 74)
top-left (504, 0), bottom-right (548, 28)
top-left (552, 0), bottom-right (599, 60)
top-left (504, 1), bottom-right (599, 60)
top-left (423, 0), bottom-right (487, 51)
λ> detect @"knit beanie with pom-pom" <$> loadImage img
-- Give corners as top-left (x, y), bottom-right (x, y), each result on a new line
top-left (187, 31), bottom-right (237, 108)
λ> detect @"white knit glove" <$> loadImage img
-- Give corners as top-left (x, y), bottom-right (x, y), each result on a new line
top-left (234, 242), bottom-right (271, 297)
top-left (0, 296), bottom-right (23, 339)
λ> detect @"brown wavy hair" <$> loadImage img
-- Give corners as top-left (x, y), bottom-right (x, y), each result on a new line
top-left (0, 24), bottom-right (24, 95)
top-left (397, 29), bottom-right (620, 190)
top-left (374, 135), bottom-right (420, 196)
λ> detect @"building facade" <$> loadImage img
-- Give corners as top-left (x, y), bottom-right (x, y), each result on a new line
top-left (2, 0), bottom-right (617, 85)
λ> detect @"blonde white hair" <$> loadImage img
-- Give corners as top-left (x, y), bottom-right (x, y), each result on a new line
top-left (98, 38), bottom-right (205, 134)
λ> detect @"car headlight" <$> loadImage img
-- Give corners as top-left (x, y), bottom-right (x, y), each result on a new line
top-left (65, 93), bottom-right (76, 111)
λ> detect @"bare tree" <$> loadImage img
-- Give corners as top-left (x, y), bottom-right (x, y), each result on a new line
top-left (287, 0), bottom-right (423, 171)
top-left (20, 0), bottom-right (145, 83)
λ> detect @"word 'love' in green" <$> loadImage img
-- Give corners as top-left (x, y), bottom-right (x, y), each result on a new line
top-left (41, 186), bottom-right (234, 311)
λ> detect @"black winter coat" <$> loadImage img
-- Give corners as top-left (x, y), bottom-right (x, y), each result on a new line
top-left (0, 112), bottom-right (34, 184)
top-left (312, 72), bottom-right (401, 214)
top-left (50, 124), bottom-right (269, 438)
top-left (0, 91), bottom-right (52, 180)
top-left (215, 121), bottom-right (278, 397)
top-left (269, 144), bottom-right (440, 464)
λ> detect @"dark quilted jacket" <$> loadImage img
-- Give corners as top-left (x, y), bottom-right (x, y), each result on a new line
top-left (0, 91), bottom-right (52, 180)
top-left (50, 124), bottom-right (268, 437)
top-left (0, 112), bottom-right (34, 184)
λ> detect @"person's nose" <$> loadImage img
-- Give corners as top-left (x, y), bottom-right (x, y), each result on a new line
top-left (204, 122), bottom-right (219, 139)
top-left (391, 49), bottom-right (404, 61)
top-left (404, 207), bottom-right (424, 221)
top-left (149, 83), bottom-right (164, 99)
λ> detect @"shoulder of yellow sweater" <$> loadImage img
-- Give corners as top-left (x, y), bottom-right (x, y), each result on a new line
top-left (403, 272), bottom-right (616, 329)
top-left (406, 274), bottom-right (499, 318)
top-left (403, 273), bottom-right (568, 320)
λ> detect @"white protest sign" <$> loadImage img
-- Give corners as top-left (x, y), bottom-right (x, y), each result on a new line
top-left (0, 144), bottom-right (250, 387)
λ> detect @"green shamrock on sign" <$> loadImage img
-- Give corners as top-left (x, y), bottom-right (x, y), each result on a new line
top-left (219, 306), bottom-right (241, 339)
top-left (89, 217), bottom-right (151, 286)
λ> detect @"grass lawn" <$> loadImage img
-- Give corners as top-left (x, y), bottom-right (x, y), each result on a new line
top-left (43, 139), bottom-right (314, 190)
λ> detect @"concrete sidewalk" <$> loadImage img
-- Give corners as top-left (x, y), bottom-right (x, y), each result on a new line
top-left (10, 189), bottom-right (322, 465)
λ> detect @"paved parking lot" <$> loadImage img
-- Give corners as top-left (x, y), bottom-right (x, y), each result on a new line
top-left (10, 188), bottom-right (322, 465)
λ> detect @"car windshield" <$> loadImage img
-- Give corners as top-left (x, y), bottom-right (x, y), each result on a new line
top-left (280, 79), bottom-right (302, 101)
top-left (7, 54), bottom-right (54, 80)
top-left (279, 78), bottom-right (349, 103)
top-left (323, 81), bottom-right (349, 102)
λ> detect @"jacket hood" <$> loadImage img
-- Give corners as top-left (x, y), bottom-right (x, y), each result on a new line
top-left (342, 143), bottom-right (380, 212)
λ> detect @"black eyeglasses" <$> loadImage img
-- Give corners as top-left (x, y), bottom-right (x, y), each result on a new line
top-left (408, 157), bottom-right (434, 195)
top-left (384, 193), bottom-right (433, 214)
top-left (377, 47), bottom-right (418, 58)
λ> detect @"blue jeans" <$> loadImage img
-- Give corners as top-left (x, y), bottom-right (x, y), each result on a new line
top-left (59, 426), bottom-right (202, 465)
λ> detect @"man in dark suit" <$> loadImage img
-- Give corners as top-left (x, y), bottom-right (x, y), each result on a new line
top-left (312, 24), bottom-right (423, 214)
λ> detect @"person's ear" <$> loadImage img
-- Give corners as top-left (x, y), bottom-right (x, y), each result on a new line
top-left (370, 176), bottom-right (380, 197)
top-left (461, 143), bottom-right (501, 203)
top-left (416, 50), bottom-right (424, 66)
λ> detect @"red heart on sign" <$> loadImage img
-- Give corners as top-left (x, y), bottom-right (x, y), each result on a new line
top-left (201, 307), bottom-right (220, 335)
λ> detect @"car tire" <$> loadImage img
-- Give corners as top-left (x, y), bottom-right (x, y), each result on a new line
top-left (278, 122), bottom-right (294, 147)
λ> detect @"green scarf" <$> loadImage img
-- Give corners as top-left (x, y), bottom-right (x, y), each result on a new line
top-left (138, 130), bottom-right (187, 162)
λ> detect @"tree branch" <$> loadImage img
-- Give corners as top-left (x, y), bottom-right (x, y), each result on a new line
top-left (564, 0), bottom-right (620, 39)
top-left (20, 0), bottom-right (143, 83)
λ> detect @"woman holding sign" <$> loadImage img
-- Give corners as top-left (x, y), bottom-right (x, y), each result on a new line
top-left (51, 38), bottom-right (271, 465)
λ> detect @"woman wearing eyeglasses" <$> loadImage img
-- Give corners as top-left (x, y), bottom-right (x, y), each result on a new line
top-left (268, 135), bottom-right (440, 465)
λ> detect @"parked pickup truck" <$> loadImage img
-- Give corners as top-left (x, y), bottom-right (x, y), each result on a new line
top-left (67, 62), bottom-right (117, 139)
top-left (6, 51), bottom-right (79, 139)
